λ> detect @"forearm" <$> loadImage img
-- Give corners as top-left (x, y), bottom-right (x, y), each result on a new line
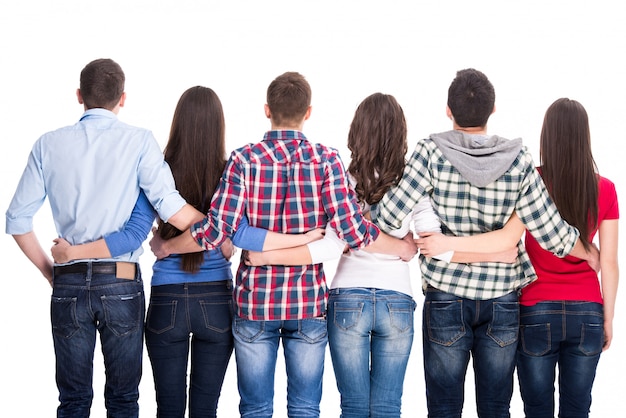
top-left (444, 216), bottom-right (524, 253)
top-left (601, 264), bottom-right (618, 320)
top-left (65, 240), bottom-right (112, 261)
top-left (252, 246), bottom-right (314, 266)
top-left (599, 220), bottom-right (619, 320)
top-left (14, 232), bottom-right (53, 283)
top-left (364, 232), bottom-right (416, 261)
top-left (451, 248), bottom-right (518, 264)
top-left (566, 238), bottom-right (600, 270)
top-left (262, 229), bottom-right (322, 251)
top-left (364, 232), bottom-right (402, 255)
top-left (166, 230), bottom-right (204, 254)
top-left (166, 204), bottom-right (206, 231)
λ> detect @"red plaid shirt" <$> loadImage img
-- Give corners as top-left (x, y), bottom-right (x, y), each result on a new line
top-left (191, 130), bottom-right (379, 320)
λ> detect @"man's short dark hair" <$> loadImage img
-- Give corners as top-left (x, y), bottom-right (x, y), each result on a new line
top-left (266, 72), bottom-right (311, 126)
top-left (79, 58), bottom-right (125, 110)
top-left (447, 68), bottom-right (495, 128)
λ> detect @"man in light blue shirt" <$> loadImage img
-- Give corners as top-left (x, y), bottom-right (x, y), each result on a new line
top-left (5, 58), bottom-right (201, 418)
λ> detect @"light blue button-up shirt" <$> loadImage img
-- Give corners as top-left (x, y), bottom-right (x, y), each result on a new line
top-left (5, 108), bottom-right (186, 262)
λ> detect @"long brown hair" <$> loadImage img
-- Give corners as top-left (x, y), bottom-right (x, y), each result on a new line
top-left (347, 93), bottom-right (408, 205)
top-left (539, 98), bottom-right (598, 250)
top-left (158, 86), bottom-right (227, 272)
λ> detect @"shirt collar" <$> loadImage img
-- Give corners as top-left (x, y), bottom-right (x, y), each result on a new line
top-left (263, 130), bottom-right (307, 142)
top-left (79, 108), bottom-right (118, 122)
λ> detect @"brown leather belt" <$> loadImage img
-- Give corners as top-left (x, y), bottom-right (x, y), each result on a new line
top-left (53, 261), bottom-right (137, 280)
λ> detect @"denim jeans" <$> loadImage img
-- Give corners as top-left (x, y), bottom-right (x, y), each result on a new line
top-left (516, 301), bottom-right (604, 418)
top-left (145, 280), bottom-right (234, 418)
top-left (232, 315), bottom-right (328, 418)
top-left (422, 286), bottom-right (519, 418)
top-left (51, 263), bottom-right (145, 418)
top-left (327, 288), bottom-right (416, 418)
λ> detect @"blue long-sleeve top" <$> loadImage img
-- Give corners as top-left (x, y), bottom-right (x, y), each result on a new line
top-left (104, 191), bottom-right (267, 286)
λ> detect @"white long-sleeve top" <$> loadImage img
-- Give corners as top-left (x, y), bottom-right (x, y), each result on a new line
top-left (308, 194), bottom-right (452, 297)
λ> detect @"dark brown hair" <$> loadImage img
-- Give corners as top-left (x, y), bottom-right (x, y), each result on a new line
top-left (347, 93), bottom-right (408, 205)
top-left (158, 86), bottom-right (227, 272)
top-left (266, 72), bottom-right (311, 126)
top-left (540, 98), bottom-right (598, 250)
top-left (447, 68), bottom-right (495, 128)
top-left (79, 58), bottom-right (125, 110)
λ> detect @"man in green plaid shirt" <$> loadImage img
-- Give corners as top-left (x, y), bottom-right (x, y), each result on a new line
top-left (371, 68), bottom-right (598, 417)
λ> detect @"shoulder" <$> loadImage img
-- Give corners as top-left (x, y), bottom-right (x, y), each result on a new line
top-left (113, 119), bottom-right (155, 138)
top-left (598, 175), bottom-right (616, 189)
top-left (507, 146), bottom-right (536, 173)
top-left (598, 175), bottom-right (618, 202)
top-left (311, 143), bottom-right (342, 167)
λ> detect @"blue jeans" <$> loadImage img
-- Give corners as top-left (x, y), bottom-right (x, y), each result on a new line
top-left (327, 288), bottom-right (416, 418)
top-left (233, 315), bottom-right (328, 418)
top-left (51, 262), bottom-right (145, 418)
top-left (422, 286), bottom-right (519, 418)
top-left (145, 280), bottom-right (234, 418)
top-left (516, 301), bottom-right (604, 418)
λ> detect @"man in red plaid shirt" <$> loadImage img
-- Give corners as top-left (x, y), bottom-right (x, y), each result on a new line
top-left (154, 72), bottom-right (416, 417)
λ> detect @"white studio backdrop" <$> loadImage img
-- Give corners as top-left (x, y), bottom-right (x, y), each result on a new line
top-left (1, 1), bottom-right (624, 416)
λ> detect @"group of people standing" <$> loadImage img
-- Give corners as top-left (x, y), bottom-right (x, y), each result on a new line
top-left (6, 58), bottom-right (618, 418)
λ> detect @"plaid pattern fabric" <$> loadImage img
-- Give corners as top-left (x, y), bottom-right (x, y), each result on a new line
top-left (373, 137), bottom-right (580, 300)
top-left (192, 130), bottom-right (379, 320)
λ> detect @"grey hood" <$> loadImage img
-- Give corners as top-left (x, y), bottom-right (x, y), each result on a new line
top-left (430, 130), bottom-right (523, 187)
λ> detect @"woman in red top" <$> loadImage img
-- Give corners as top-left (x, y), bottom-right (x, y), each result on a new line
top-left (516, 98), bottom-right (619, 418)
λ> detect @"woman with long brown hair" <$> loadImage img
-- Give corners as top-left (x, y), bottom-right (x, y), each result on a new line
top-left (516, 98), bottom-right (619, 417)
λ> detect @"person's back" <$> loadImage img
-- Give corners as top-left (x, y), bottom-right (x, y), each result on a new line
top-left (35, 110), bottom-right (177, 250)
top-left (7, 59), bottom-right (185, 258)
top-left (372, 68), bottom-right (593, 417)
top-left (5, 58), bottom-right (189, 417)
top-left (190, 71), bottom-right (380, 417)
top-left (516, 98), bottom-right (619, 417)
top-left (192, 72), bottom-right (380, 321)
top-left (229, 132), bottom-right (368, 319)
top-left (373, 69), bottom-right (583, 300)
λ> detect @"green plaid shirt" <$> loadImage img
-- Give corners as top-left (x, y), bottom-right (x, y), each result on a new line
top-left (372, 136), bottom-right (579, 300)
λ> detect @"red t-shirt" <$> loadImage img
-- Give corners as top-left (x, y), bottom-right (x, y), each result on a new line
top-left (520, 174), bottom-right (619, 306)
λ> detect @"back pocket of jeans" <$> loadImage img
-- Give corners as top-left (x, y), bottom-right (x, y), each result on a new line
top-left (102, 292), bottom-right (144, 337)
top-left (51, 296), bottom-right (79, 338)
top-left (425, 300), bottom-right (464, 346)
top-left (146, 301), bottom-right (177, 334)
top-left (332, 301), bottom-right (364, 331)
top-left (488, 302), bottom-right (519, 347)
top-left (200, 299), bottom-right (233, 333)
top-left (388, 301), bottom-right (415, 333)
top-left (519, 323), bottom-right (550, 356)
top-left (580, 323), bottom-right (604, 356)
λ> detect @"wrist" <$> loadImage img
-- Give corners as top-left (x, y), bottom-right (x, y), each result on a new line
top-left (163, 241), bottom-right (173, 257)
top-left (65, 246), bottom-right (77, 263)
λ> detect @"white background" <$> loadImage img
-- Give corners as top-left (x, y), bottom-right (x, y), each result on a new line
top-left (1, 1), bottom-right (625, 416)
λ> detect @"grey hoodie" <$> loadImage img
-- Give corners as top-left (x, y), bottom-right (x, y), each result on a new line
top-left (430, 130), bottom-right (523, 187)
